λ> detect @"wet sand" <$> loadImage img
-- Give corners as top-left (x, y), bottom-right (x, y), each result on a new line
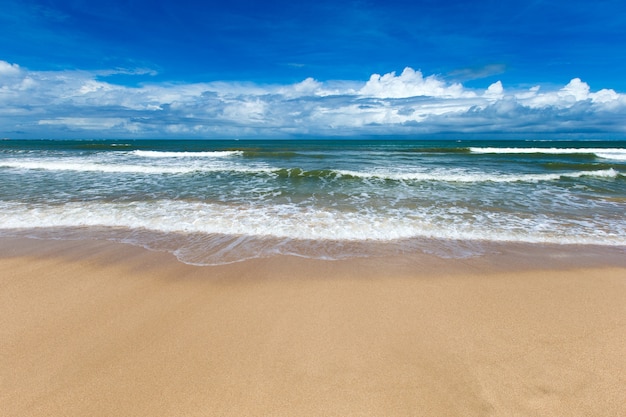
top-left (1, 237), bottom-right (626, 416)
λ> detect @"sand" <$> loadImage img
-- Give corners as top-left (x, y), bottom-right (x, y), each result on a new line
top-left (1, 237), bottom-right (626, 417)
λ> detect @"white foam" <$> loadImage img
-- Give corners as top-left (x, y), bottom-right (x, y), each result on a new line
top-left (2, 158), bottom-right (620, 182)
top-left (337, 168), bottom-right (621, 183)
top-left (0, 159), bottom-right (272, 175)
top-left (131, 150), bottom-right (243, 158)
top-left (595, 151), bottom-right (626, 161)
top-left (0, 160), bottom-right (190, 174)
top-left (470, 147), bottom-right (626, 160)
top-left (1, 200), bottom-right (624, 247)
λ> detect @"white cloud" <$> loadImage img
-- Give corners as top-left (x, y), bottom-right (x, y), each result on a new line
top-left (358, 67), bottom-right (475, 99)
top-left (484, 81), bottom-right (504, 99)
top-left (0, 60), bottom-right (21, 76)
top-left (1, 59), bottom-right (625, 138)
top-left (561, 78), bottom-right (590, 101)
top-left (277, 77), bottom-right (324, 98)
top-left (591, 88), bottom-right (619, 104)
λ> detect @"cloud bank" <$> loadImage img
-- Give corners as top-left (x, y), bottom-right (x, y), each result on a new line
top-left (1, 60), bottom-right (625, 138)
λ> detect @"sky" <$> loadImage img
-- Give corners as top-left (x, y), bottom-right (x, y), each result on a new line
top-left (1, 0), bottom-right (626, 139)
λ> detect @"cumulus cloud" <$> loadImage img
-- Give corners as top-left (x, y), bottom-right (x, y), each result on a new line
top-left (0, 61), bottom-right (21, 75)
top-left (1, 60), bottom-right (625, 138)
top-left (484, 81), bottom-right (504, 99)
top-left (358, 67), bottom-right (475, 99)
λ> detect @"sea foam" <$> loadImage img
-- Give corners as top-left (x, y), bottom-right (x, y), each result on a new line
top-left (131, 150), bottom-right (243, 158)
top-left (470, 147), bottom-right (626, 161)
top-left (2, 159), bottom-right (619, 182)
top-left (1, 200), bottom-right (624, 246)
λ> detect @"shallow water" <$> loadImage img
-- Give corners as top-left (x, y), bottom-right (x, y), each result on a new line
top-left (1, 138), bottom-right (625, 264)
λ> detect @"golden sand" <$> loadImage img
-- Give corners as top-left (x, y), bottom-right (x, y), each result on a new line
top-left (1, 237), bottom-right (625, 416)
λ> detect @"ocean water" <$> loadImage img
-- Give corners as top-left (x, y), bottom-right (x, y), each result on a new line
top-left (1, 139), bottom-right (625, 264)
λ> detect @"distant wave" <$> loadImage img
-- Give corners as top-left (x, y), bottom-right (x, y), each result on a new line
top-left (131, 150), bottom-right (243, 158)
top-left (0, 161), bottom-right (193, 174)
top-left (470, 147), bottom-right (626, 160)
top-left (0, 160), bottom-right (268, 175)
top-left (404, 147), bottom-right (471, 154)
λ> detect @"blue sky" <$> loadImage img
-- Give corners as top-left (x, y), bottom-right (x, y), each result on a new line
top-left (1, 0), bottom-right (626, 138)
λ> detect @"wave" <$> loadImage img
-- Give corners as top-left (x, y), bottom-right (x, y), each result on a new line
top-left (0, 160), bottom-right (274, 175)
top-left (1, 200), bottom-right (624, 262)
top-left (241, 150), bottom-right (302, 159)
top-left (226, 166), bottom-right (622, 183)
top-left (402, 147), bottom-right (471, 154)
top-left (239, 166), bottom-right (622, 183)
top-left (131, 150), bottom-right (243, 158)
top-left (333, 168), bottom-right (621, 183)
top-left (0, 160), bottom-right (197, 174)
top-left (2, 160), bottom-right (620, 182)
top-left (596, 151), bottom-right (626, 161)
top-left (470, 147), bottom-right (626, 160)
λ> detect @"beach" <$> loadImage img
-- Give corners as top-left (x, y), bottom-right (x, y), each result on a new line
top-left (3, 0), bottom-right (626, 414)
top-left (2, 237), bottom-right (625, 417)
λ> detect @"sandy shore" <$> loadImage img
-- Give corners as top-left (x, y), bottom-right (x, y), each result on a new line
top-left (1, 237), bottom-right (626, 417)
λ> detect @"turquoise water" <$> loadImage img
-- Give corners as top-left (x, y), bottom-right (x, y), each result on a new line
top-left (1, 139), bottom-right (625, 264)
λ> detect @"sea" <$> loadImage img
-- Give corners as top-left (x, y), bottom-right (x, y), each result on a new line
top-left (1, 138), bottom-right (625, 265)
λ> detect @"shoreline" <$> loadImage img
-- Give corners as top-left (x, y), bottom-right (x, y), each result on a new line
top-left (2, 236), bottom-right (626, 416)
top-left (3, 229), bottom-right (626, 269)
